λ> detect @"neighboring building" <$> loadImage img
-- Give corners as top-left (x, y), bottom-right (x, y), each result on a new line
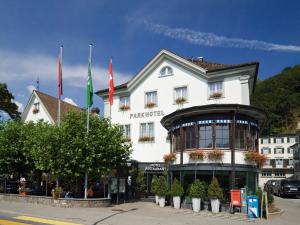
top-left (258, 134), bottom-right (298, 187)
top-left (96, 49), bottom-right (267, 192)
top-left (291, 133), bottom-right (300, 180)
top-left (21, 90), bottom-right (83, 123)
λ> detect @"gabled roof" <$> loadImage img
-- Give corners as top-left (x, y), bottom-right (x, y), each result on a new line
top-left (22, 90), bottom-right (84, 123)
top-left (95, 49), bottom-right (259, 96)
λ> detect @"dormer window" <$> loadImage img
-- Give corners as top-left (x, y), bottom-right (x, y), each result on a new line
top-left (32, 102), bottom-right (40, 114)
top-left (159, 66), bottom-right (173, 77)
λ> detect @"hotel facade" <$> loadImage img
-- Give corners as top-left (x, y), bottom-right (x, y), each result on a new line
top-left (96, 49), bottom-right (267, 192)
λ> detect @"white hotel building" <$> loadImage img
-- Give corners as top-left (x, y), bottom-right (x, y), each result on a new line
top-left (96, 49), bottom-right (267, 192)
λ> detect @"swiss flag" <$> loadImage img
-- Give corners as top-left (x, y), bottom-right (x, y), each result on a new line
top-left (109, 57), bottom-right (114, 105)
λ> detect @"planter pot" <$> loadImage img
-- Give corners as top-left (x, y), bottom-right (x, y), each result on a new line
top-left (210, 199), bottom-right (220, 213)
top-left (155, 195), bottom-right (159, 205)
top-left (192, 198), bottom-right (201, 212)
top-left (173, 196), bottom-right (181, 209)
top-left (158, 196), bottom-right (165, 207)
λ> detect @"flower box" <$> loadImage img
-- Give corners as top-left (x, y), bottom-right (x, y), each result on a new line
top-left (210, 92), bottom-right (222, 99)
top-left (119, 105), bottom-right (130, 111)
top-left (206, 150), bottom-right (224, 162)
top-left (32, 108), bottom-right (39, 114)
top-left (244, 151), bottom-right (267, 167)
top-left (189, 150), bottom-right (205, 161)
top-left (163, 153), bottom-right (177, 164)
top-left (145, 102), bottom-right (156, 108)
top-left (175, 97), bottom-right (187, 104)
top-left (138, 136), bottom-right (154, 142)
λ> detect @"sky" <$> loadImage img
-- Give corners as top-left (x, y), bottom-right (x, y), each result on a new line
top-left (0, 0), bottom-right (299, 116)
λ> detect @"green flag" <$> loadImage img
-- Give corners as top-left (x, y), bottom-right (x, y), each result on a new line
top-left (86, 62), bottom-right (93, 108)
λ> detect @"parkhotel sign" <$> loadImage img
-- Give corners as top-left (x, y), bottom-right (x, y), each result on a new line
top-left (130, 110), bottom-right (165, 119)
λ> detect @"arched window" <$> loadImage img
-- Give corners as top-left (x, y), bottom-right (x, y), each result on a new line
top-left (159, 66), bottom-right (173, 77)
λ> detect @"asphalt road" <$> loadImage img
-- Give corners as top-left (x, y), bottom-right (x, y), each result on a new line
top-left (0, 196), bottom-right (299, 225)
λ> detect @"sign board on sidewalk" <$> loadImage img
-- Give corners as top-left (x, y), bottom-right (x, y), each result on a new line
top-left (247, 196), bottom-right (259, 218)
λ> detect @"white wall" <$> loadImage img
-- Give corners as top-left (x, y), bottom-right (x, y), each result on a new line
top-left (24, 95), bottom-right (52, 123)
top-left (106, 58), bottom-right (251, 163)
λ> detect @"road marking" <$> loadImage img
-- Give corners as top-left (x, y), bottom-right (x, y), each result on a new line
top-left (14, 216), bottom-right (82, 225)
top-left (0, 219), bottom-right (31, 225)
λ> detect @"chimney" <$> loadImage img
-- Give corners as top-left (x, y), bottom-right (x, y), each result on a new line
top-left (197, 57), bottom-right (204, 62)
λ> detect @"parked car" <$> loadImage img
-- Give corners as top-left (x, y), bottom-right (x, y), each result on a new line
top-left (272, 180), bottom-right (283, 196)
top-left (278, 179), bottom-right (300, 198)
top-left (264, 179), bottom-right (277, 194)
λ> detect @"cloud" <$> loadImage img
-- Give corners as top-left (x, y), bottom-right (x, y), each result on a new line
top-left (26, 85), bottom-right (36, 93)
top-left (0, 49), bottom-right (132, 90)
top-left (63, 97), bottom-right (77, 106)
top-left (12, 100), bottom-right (24, 112)
top-left (129, 18), bottom-right (300, 53)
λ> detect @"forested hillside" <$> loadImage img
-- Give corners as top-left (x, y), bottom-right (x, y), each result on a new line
top-left (251, 65), bottom-right (300, 134)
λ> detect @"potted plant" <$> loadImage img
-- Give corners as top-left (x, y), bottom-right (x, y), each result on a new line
top-left (156, 176), bottom-right (168, 207)
top-left (119, 105), bottom-right (130, 111)
top-left (244, 151), bottom-right (267, 167)
top-left (170, 178), bottom-right (184, 209)
top-left (151, 175), bottom-right (159, 204)
top-left (210, 92), bottom-right (222, 98)
top-left (145, 102), bottom-right (156, 108)
top-left (175, 97), bottom-right (187, 105)
top-left (163, 153), bottom-right (177, 164)
top-left (207, 177), bottom-right (223, 213)
top-left (32, 108), bottom-right (39, 114)
top-left (139, 136), bottom-right (155, 142)
top-left (189, 179), bottom-right (206, 212)
top-left (189, 150), bottom-right (205, 161)
top-left (206, 150), bottom-right (224, 162)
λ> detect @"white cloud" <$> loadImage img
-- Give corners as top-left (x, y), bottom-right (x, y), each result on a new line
top-left (130, 19), bottom-right (300, 53)
top-left (63, 97), bottom-right (77, 106)
top-left (0, 49), bottom-right (132, 90)
top-left (26, 85), bottom-right (36, 93)
top-left (12, 100), bottom-right (24, 112)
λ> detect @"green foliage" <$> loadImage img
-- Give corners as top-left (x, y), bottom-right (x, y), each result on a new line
top-left (256, 187), bottom-right (274, 207)
top-left (251, 65), bottom-right (300, 134)
top-left (132, 169), bottom-right (146, 193)
top-left (151, 175), bottom-right (159, 195)
top-left (0, 83), bottom-right (20, 119)
top-left (53, 187), bottom-right (62, 199)
top-left (189, 179), bottom-right (206, 198)
top-left (170, 178), bottom-right (184, 197)
top-left (156, 176), bottom-right (168, 197)
top-left (207, 177), bottom-right (223, 199)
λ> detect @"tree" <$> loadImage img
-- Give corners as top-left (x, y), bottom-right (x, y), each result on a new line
top-left (0, 83), bottom-right (20, 119)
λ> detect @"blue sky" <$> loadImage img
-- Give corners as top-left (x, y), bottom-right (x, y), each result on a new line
top-left (0, 0), bottom-right (299, 115)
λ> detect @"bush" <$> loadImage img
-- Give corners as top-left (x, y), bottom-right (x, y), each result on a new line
top-left (207, 177), bottom-right (223, 199)
top-left (53, 187), bottom-right (62, 199)
top-left (189, 179), bottom-right (206, 198)
top-left (170, 178), bottom-right (184, 197)
top-left (256, 187), bottom-right (274, 207)
top-left (156, 176), bottom-right (168, 197)
top-left (151, 175), bottom-right (159, 195)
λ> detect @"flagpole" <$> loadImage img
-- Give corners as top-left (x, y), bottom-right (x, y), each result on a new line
top-left (84, 44), bottom-right (92, 199)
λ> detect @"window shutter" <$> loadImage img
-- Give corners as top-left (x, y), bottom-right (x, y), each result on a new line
top-left (270, 159), bottom-right (276, 168)
top-left (283, 159), bottom-right (289, 167)
top-left (269, 148), bottom-right (271, 154)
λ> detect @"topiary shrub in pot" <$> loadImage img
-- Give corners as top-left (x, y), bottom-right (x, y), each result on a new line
top-left (156, 176), bottom-right (168, 207)
top-left (170, 178), bottom-right (184, 209)
top-left (207, 177), bottom-right (223, 213)
top-left (189, 179), bottom-right (206, 212)
top-left (151, 175), bottom-right (159, 204)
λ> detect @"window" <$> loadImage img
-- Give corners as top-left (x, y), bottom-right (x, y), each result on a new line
top-left (173, 130), bottom-right (181, 152)
top-left (235, 125), bottom-right (245, 149)
top-left (289, 159), bottom-right (293, 165)
top-left (265, 159), bottom-right (271, 165)
top-left (139, 122), bottom-right (154, 141)
top-left (274, 138), bottom-right (283, 144)
top-left (288, 137), bottom-right (296, 143)
top-left (185, 126), bottom-right (196, 149)
top-left (262, 138), bottom-right (269, 144)
top-left (275, 147), bottom-right (284, 154)
top-left (261, 147), bottom-right (271, 154)
top-left (209, 81), bottom-right (223, 98)
top-left (199, 125), bottom-right (213, 148)
top-left (287, 148), bottom-right (293, 154)
top-left (32, 102), bottom-right (40, 114)
top-left (119, 96), bottom-right (130, 110)
top-left (274, 172), bottom-right (285, 177)
top-left (145, 91), bottom-right (157, 107)
top-left (121, 124), bottom-right (131, 140)
top-left (275, 159), bottom-right (283, 166)
top-left (262, 172), bottom-right (272, 177)
top-left (174, 87), bottom-right (188, 104)
top-left (215, 124), bottom-right (229, 148)
top-left (159, 66), bottom-right (173, 77)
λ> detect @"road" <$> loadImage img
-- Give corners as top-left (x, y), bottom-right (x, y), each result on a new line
top-left (0, 196), bottom-right (299, 225)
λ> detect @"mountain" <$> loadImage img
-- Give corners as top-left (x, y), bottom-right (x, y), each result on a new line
top-left (251, 65), bottom-right (300, 134)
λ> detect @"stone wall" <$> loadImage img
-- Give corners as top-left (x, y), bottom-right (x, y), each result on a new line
top-left (0, 194), bottom-right (111, 208)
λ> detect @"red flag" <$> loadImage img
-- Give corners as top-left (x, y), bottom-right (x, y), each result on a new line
top-left (58, 48), bottom-right (63, 98)
top-left (109, 57), bottom-right (114, 105)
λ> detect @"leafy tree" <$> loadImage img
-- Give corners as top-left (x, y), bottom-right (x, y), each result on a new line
top-left (251, 65), bottom-right (300, 134)
top-left (207, 177), bottom-right (223, 200)
top-left (0, 83), bottom-right (20, 119)
top-left (189, 179), bottom-right (206, 199)
top-left (170, 178), bottom-right (184, 197)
